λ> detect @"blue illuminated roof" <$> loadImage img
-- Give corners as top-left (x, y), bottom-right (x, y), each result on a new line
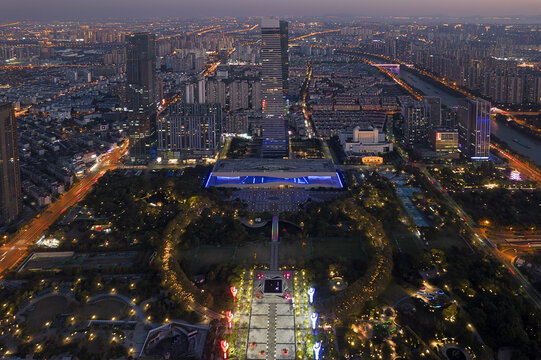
top-left (206, 174), bottom-right (343, 188)
top-left (206, 159), bottom-right (344, 188)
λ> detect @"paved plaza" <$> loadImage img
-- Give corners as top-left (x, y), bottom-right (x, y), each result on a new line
top-left (245, 271), bottom-right (297, 360)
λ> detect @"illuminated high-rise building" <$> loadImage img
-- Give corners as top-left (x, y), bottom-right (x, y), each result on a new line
top-left (457, 98), bottom-right (491, 160)
top-left (261, 18), bottom-right (289, 158)
top-left (402, 101), bottom-right (429, 146)
top-left (0, 103), bottom-right (22, 226)
top-left (423, 96), bottom-right (441, 127)
top-left (126, 32), bottom-right (157, 162)
top-left (156, 103), bottom-right (222, 159)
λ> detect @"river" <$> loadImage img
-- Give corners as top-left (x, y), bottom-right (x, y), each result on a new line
top-left (395, 67), bottom-right (541, 166)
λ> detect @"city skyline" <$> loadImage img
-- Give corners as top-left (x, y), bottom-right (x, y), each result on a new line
top-left (1, 0), bottom-right (541, 22)
top-left (0, 9), bottom-right (540, 359)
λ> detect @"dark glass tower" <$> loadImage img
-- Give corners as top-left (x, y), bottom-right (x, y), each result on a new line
top-left (0, 103), bottom-right (22, 226)
top-left (126, 32), bottom-right (157, 162)
top-left (261, 18), bottom-right (289, 158)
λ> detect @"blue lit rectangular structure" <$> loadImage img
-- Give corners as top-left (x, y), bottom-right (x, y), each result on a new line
top-left (205, 159), bottom-right (344, 189)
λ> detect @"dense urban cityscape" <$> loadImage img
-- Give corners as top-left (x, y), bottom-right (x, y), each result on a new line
top-left (0, 4), bottom-right (540, 360)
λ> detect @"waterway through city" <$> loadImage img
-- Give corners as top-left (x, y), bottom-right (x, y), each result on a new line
top-left (394, 67), bottom-right (541, 165)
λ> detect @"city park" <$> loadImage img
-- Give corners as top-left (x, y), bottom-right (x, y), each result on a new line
top-left (3, 166), bottom-right (539, 359)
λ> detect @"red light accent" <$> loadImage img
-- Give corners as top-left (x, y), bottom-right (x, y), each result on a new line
top-left (221, 340), bottom-right (229, 358)
top-left (226, 311), bottom-right (233, 328)
top-left (230, 286), bottom-right (238, 300)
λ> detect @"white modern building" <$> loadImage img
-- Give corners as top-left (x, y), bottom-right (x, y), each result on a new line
top-left (339, 125), bottom-right (393, 155)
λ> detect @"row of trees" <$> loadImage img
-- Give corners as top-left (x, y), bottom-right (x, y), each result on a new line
top-left (454, 188), bottom-right (541, 230)
top-left (308, 195), bottom-right (393, 318)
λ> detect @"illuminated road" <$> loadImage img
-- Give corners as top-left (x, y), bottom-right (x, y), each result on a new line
top-left (337, 50), bottom-right (422, 100)
top-left (490, 143), bottom-right (541, 184)
top-left (300, 62), bottom-right (315, 138)
top-left (0, 141), bottom-right (129, 276)
top-left (290, 29), bottom-right (340, 42)
top-left (202, 47), bottom-right (235, 77)
top-left (223, 24), bottom-right (258, 34)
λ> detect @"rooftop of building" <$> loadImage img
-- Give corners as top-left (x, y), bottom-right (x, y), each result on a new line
top-left (212, 158), bottom-right (336, 173)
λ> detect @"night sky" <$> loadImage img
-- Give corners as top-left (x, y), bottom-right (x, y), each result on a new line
top-left (2, 0), bottom-right (540, 21)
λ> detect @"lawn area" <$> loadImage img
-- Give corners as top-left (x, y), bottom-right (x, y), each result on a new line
top-left (74, 298), bottom-right (132, 320)
top-left (180, 237), bottom-right (369, 273)
top-left (180, 243), bottom-right (270, 274)
top-left (310, 237), bottom-right (368, 260)
top-left (24, 295), bottom-right (69, 332)
top-left (391, 233), bottom-right (423, 254)
top-left (379, 281), bottom-right (412, 307)
top-left (427, 226), bottom-right (470, 251)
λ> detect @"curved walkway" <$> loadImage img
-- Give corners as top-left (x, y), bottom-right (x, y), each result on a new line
top-left (88, 293), bottom-right (150, 325)
top-left (17, 291), bottom-right (72, 318)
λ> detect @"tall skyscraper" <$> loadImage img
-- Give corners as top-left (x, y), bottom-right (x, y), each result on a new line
top-left (423, 96), bottom-right (441, 127)
top-left (261, 18), bottom-right (289, 158)
top-left (0, 103), bottom-right (22, 226)
top-left (457, 98), bottom-right (491, 160)
top-left (402, 101), bottom-right (429, 146)
top-left (126, 32), bottom-right (157, 162)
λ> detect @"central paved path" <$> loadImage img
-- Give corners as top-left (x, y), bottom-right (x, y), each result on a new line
top-left (270, 215), bottom-right (279, 270)
top-left (268, 304), bottom-right (277, 359)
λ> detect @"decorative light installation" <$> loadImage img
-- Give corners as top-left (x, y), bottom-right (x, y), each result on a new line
top-left (510, 170), bottom-right (522, 181)
top-left (311, 312), bottom-right (318, 330)
top-left (226, 311), bottom-right (234, 329)
top-left (283, 271), bottom-right (291, 280)
top-left (220, 340), bottom-right (229, 359)
top-left (230, 286), bottom-right (238, 302)
top-left (284, 291), bottom-right (291, 301)
top-left (313, 341), bottom-right (322, 360)
top-left (308, 287), bottom-right (315, 304)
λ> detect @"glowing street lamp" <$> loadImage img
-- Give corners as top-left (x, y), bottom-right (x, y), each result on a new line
top-left (308, 287), bottom-right (315, 304)
top-left (311, 312), bottom-right (318, 330)
top-left (230, 286), bottom-right (238, 302)
top-left (226, 311), bottom-right (234, 329)
top-left (220, 339), bottom-right (229, 359)
top-left (313, 341), bottom-right (322, 360)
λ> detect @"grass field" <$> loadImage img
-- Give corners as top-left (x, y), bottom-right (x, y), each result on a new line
top-left (180, 237), bottom-right (369, 273)
top-left (391, 233), bottom-right (423, 254)
top-left (25, 295), bottom-right (69, 332)
top-left (428, 226), bottom-right (471, 251)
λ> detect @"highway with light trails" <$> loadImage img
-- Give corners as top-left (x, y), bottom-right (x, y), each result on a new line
top-left (0, 141), bottom-right (129, 277)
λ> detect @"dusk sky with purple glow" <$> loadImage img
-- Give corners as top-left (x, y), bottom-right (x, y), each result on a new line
top-left (2, 0), bottom-right (541, 21)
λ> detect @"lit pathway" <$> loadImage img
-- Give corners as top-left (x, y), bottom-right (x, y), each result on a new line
top-left (267, 304), bottom-right (277, 359)
top-left (270, 216), bottom-right (279, 270)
